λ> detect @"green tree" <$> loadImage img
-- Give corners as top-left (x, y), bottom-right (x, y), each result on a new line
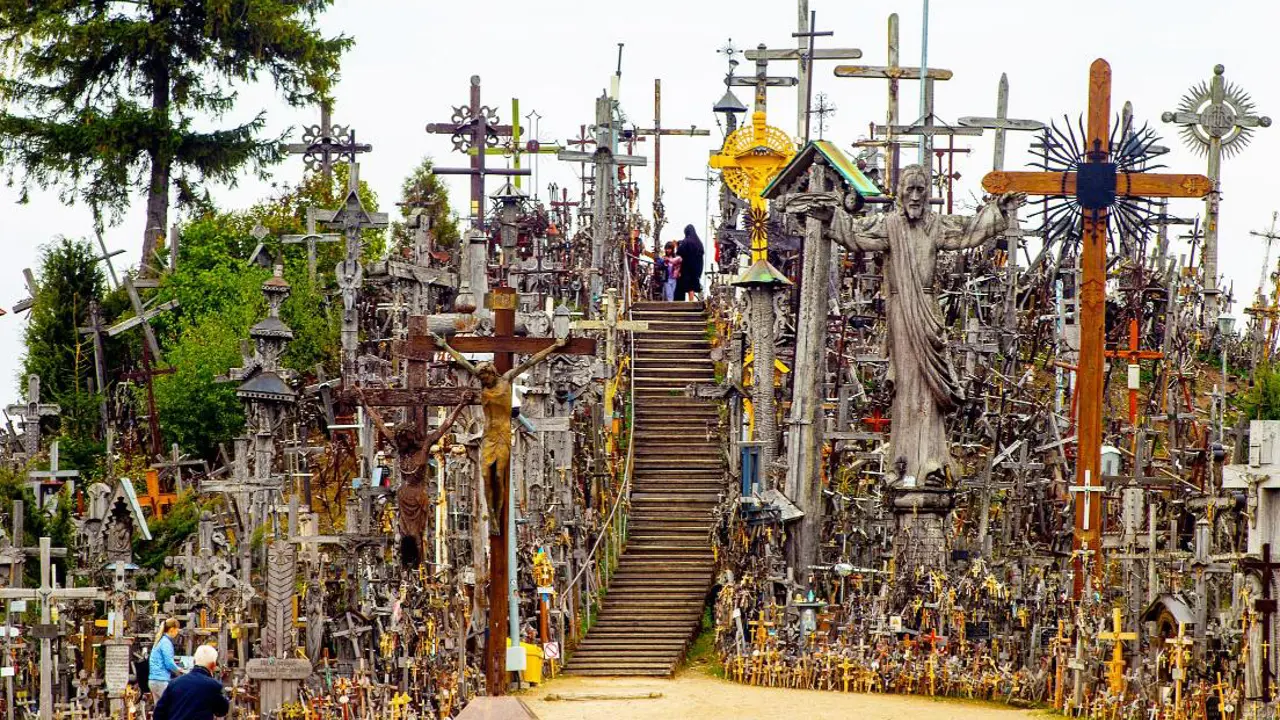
top-left (0, 0), bottom-right (351, 269)
top-left (20, 238), bottom-right (107, 467)
top-left (391, 157), bottom-right (461, 250)
top-left (1241, 364), bottom-right (1280, 421)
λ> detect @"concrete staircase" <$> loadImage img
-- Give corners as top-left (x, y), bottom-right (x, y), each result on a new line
top-left (566, 301), bottom-right (723, 677)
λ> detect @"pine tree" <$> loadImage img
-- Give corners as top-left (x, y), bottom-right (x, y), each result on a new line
top-left (0, 1), bottom-right (351, 273)
top-left (394, 157), bottom-right (462, 250)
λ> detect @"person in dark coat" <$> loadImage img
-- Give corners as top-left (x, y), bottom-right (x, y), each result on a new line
top-left (674, 224), bottom-right (705, 300)
top-left (153, 644), bottom-right (229, 720)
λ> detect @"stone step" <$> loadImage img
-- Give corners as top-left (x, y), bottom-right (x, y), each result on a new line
top-left (632, 301), bottom-right (705, 312)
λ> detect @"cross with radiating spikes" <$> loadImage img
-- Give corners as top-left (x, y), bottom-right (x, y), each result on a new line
top-left (982, 59), bottom-right (1211, 598)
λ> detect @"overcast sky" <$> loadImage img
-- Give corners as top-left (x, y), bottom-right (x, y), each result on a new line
top-left (4, 0), bottom-right (1279, 410)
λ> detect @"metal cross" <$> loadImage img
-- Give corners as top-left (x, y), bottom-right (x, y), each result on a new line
top-left (425, 75), bottom-right (529, 231)
top-left (283, 100), bottom-right (373, 189)
top-left (1163, 65), bottom-right (1272, 327)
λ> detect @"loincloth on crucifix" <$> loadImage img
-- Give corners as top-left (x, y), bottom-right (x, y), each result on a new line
top-left (477, 373), bottom-right (514, 535)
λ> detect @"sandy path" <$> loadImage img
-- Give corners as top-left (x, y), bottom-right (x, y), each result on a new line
top-left (522, 670), bottom-right (1040, 720)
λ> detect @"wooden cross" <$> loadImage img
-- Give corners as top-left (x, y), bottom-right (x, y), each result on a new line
top-left (1242, 542), bottom-right (1280, 701)
top-left (0, 537), bottom-right (104, 720)
top-left (982, 59), bottom-right (1211, 597)
top-left (633, 79), bottom-right (710, 239)
top-left (322, 164), bottom-right (390, 374)
top-left (861, 409), bottom-right (890, 434)
top-left (4, 375), bottom-right (60, 457)
top-left (283, 100), bottom-right (372, 189)
top-left (1166, 622), bottom-right (1194, 707)
top-left (425, 75), bottom-right (529, 230)
top-left (10, 269), bottom-right (37, 315)
top-left (1104, 317), bottom-right (1164, 427)
top-left (873, 77), bottom-right (982, 187)
top-left (110, 277), bottom-right (180, 456)
top-left (743, 15), bottom-right (861, 140)
top-left (413, 287), bottom-right (595, 694)
top-left (833, 13), bottom-right (953, 189)
top-left (27, 441), bottom-right (77, 514)
top-left (281, 206), bottom-right (343, 283)
top-left (77, 300), bottom-right (109, 439)
top-left (959, 73), bottom-right (1046, 172)
top-left (150, 443), bottom-right (205, 495)
top-left (556, 95), bottom-right (647, 299)
top-left (574, 288), bottom-right (647, 445)
top-left (1096, 606), bottom-right (1137, 696)
top-left (137, 469), bottom-right (177, 520)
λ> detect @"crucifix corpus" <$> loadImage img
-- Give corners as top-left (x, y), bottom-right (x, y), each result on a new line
top-left (982, 59), bottom-right (1211, 597)
top-left (422, 287), bottom-right (595, 694)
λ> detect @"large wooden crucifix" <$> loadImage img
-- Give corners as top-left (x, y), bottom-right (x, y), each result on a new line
top-left (283, 100), bottom-right (373, 190)
top-left (426, 75), bottom-right (530, 231)
top-left (1242, 542), bottom-right (1280, 701)
top-left (394, 288), bottom-right (594, 694)
top-left (982, 59), bottom-right (1211, 597)
top-left (633, 79), bottom-right (710, 241)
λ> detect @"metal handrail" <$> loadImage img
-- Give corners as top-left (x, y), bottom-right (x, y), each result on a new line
top-left (562, 297), bottom-right (636, 628)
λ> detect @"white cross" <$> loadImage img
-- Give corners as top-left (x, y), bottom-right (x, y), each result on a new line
top-left (1068, 470), bottom-right (1107, 531)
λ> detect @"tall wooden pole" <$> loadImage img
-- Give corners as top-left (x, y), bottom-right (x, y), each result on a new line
top-left (1073, 60), bottom-right (1112, 596)
top-left (486, 287), bottom-right (515, 695)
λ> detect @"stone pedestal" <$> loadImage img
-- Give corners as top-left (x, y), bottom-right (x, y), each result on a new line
top-left (890, 486), bottom-right (956, 580)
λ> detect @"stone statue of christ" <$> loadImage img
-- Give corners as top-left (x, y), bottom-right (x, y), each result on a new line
top-left (829, 164), bottom-right (1024, 483)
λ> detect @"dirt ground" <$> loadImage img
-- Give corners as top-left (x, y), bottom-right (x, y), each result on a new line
top-left (521, 670), bottom-right (1040, 720)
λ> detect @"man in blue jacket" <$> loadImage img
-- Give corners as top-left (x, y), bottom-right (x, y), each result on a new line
top-left (153, 645), bottom-right (230, 720)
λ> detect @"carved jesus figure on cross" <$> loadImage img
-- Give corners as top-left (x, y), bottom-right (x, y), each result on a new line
top-left (825, 164), bottom-right (1023, 483)
top-left (429, 332), bottom-right (567, 533)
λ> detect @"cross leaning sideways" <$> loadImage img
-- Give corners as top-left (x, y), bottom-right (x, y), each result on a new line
top-left (982, 58), bottom-right (1211, 598)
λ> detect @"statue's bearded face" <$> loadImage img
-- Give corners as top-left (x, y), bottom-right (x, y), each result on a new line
top-left (901, 174), bottom-right (928, 222)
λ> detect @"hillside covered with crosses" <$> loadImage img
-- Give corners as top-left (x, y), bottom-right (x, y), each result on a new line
top-left (3, 2), bottom-right (1280, 720)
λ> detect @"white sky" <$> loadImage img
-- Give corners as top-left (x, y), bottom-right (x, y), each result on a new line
top-left (3, 0), bottom-right (1279, 409)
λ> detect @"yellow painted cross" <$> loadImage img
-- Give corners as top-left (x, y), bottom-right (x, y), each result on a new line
top-left (709, 111), bottom-right (796, 269)
top-left (1096, 607), bottom-right (1138, 695)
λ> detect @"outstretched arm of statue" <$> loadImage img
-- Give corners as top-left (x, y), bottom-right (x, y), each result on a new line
top-left (936, 193), bottom-right (1026, 251)
top-left (429, 332), bottom-right (480, 376)
top-left (423, 403), bottom-right (469, 447)
top-left (830, 197), bottom-right (889, 252)
top-left (507, 337), bottom-right (569, 380)
top-left (357, 391), bottom-right (396, 442)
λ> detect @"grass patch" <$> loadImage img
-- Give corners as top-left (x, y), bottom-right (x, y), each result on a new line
top-left (683, 605), bottom-right (723, 678)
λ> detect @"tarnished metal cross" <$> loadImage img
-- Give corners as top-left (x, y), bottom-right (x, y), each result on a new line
top-left (284, 101), bottom-right (372, 189)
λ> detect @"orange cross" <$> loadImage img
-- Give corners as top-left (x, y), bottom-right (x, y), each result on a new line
top-left (1103, 317), bottom-right (1164, 426)
top-left (982, 59), bottom-right (1210, 598)
top-left (138, 468), bottom-right (177, 520)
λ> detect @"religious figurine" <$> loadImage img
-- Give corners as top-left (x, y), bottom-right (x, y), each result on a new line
top-left (429, 332), bottom-right (568, 533)
top-left (363, 397), bottom-right (468, 567)
top-left (826, 164), bottom-right (1024, 482)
